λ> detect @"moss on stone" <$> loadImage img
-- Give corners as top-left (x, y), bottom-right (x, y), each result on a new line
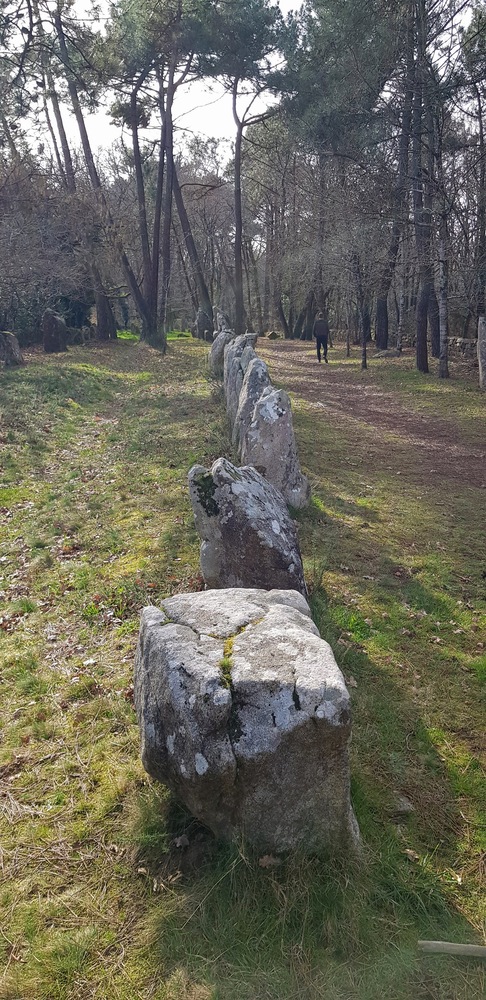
top-left (194, 472), bottom-right (219, 516)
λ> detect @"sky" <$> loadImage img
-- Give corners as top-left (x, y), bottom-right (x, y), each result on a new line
top-left (67, 0), bottom-right (302, 157)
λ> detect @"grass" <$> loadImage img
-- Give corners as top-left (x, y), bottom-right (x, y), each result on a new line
top-left (0, 338), bottom-right (485, 999)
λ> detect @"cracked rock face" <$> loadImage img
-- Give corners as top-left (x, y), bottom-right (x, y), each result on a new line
top-left (232, 356), bottom-right (271, 451)
top-left (223, 334), bottom-right (258, 427)
top-left (208, 329), bottom-right (238, 378)
top-left (134, 588), bottom-right (359, 852)
top-left (240, 387), bottom-right (310, 509)
top-left (188, 457), bottom-right (307, 596)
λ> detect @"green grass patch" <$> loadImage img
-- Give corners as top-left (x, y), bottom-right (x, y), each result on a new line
top-left (1, 339), bottom-right (485, 999)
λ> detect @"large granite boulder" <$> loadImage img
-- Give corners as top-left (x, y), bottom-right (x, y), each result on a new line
top-left (189, 458), bottom-right (306, 596)
top-left (479, 316), bottom-right (486, 390)
top-left (208, 329), bottom-right (237, 378)
top-left (134, 588), bottom-right (359, 853)
top-left (232, 356), bottom-right (271, 450)
top-left (223, 334), bottom-right (257, 428)
top-left (0, 332), bottom-right (23, 366)
top-left (241, 387), bottom-right (310, 509)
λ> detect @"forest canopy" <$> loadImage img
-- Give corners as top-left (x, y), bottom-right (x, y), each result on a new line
top-left (0, 0), bottom-right (484, 373)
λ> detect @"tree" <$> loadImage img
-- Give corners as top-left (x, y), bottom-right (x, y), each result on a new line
top-left (198, 0), bottom-right (283, 335)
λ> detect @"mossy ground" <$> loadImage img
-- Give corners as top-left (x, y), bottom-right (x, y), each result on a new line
top-left (0, 339), bottom-right (484, 999)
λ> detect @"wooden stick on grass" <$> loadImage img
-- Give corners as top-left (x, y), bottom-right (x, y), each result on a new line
top-left (418, 941), bottom-right (486, 959)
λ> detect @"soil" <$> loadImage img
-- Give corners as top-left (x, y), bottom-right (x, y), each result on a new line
top-left (258, 341), bottom-right (486, 489)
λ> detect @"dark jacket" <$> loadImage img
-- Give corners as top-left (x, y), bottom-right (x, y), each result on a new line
top-left (313, 317), bottom-right (329, 339)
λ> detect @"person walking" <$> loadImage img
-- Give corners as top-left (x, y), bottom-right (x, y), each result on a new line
top-left (312, 311), bottom-right (329, 363)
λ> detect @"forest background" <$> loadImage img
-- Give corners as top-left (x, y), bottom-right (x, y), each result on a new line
top-left (1, 0), bottom-right (486, 376)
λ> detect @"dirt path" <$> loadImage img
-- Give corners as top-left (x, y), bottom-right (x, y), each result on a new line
top-left (258, 341), bottom-right (486, 489)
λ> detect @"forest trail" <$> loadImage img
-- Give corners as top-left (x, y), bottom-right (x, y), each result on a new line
top-left (258, 340), bottom-right (486, 489)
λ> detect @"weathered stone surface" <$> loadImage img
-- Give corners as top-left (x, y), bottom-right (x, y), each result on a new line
top-left (478, 316), bottom-right (486, 390)
top-left (232, 356), bottom-right (271, 450)
top-left (208, 329), bottom-right (237, 378)
top-left (0, 332), bottom-right (23, 366)
top-left (134, 588), bottom-right (359, 852)
top-left (241, 387), bottom-right (310, 509)
top-left (223, 334), bottom-right (257, 427)
top-left (189, 457), bottom-right (307, 596)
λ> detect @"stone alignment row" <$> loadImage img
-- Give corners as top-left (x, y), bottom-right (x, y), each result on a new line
top-left (211, 330), bottom-right (310, 509)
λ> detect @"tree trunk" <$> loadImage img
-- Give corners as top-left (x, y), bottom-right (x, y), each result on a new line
top-left (275, 296), bottom-right (291, 339)
top-left (375, 6), bottom-right (414, 350)
top-left (172, 166), bottom-right (213, 333)
top-left (232, 82), bottom-right (245, 336)
top-left (53, 9), bottom-right (149, 335)
top-left (263, 203), bottom-right (272, 329)
top-left (412, 1), bottom-right (429, 373)
top-left (428, 284), bottom-right (440, 358)
top-left (247, 241), bottom-right (263, 335)
top-left (95, 288), bottom-right (117, 340)
top-left (159, 56), bottom-right (178, 351)
top-left (474, 85), bottom-right (486, 319)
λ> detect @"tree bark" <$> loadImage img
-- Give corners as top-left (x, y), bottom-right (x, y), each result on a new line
top-left (172, 166), bottom-right (213, 333)
top-left (232, 79), bottom-right (245, 336)
top-left (375, 5), bottom-right (414, 350)
top-left (412, 0), bottom-right (429, 373)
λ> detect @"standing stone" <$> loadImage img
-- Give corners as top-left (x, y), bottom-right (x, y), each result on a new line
top-left (223, 334), bottom-right (257, 428)
top-left (0, 332), bottom-right (24, 366)
top-left (241, 387), bottom-right (310, 509)
top-left (134, 587), bottom-right (360, 853)
top-left (478, 316), bottom-right (486, 390)
top-left (189, 457), bottom-right (307, 596)
top-left (42, 309), bottom-right (68, 353)
top-left (232, 357), bottom-right (271, 450)
top-left (208, 329), bottom-right (237, 378)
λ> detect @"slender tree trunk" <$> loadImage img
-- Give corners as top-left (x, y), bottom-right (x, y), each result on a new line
top-left (263, 202), bottom-right (272, 329)
top-left (276, 296), bottom-right (291, 338)
top-left (436, 123), bottom-right (449, 378)
top-left (375, 5), bottom-right (414, 350)
top-left (474, 85), bottom-right (486, 319)
top-left (130, 72), bottom-right (153, 303)
top-left (42, 94), bottom-right (66, 181)
top-left (412, 0), bottom-right (429, 373)
top-left (352, 253), bottom-right (368, 369)
top-left (247, 241), bottom-right (263, 334)
top-left (172, 165), bottom-right (213, 331)
top-left (232, 80), bottom-right (245, 336)
top-left (53, 7), bottom-right (150, 338)
top-left (158, 56), bottom-right (177, 349)
top-left (172, 224), bottom-right (198, 314)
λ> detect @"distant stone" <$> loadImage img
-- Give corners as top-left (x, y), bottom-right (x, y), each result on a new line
top-left (266, 330), bottom-right (279, 340)
top-left (42, 309), bottom-right (68, 353)
top-left (232, 357), bottom-right (271, 450)
top-left (134, 587), bottom-right (359, 853)
top-left (223, 334), bottom-right (257, 427)
top-left (478, 317), bottom-right (486, 390)
top-left (188, 457), bottom-right (307, 596)
top-left (0, 332), bottom-right (23, 367)
top-left (241, 387), bottom-right (310, 509)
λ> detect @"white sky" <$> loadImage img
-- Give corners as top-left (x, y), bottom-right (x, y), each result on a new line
top-left (65, 0), bottom-right (302, 158)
